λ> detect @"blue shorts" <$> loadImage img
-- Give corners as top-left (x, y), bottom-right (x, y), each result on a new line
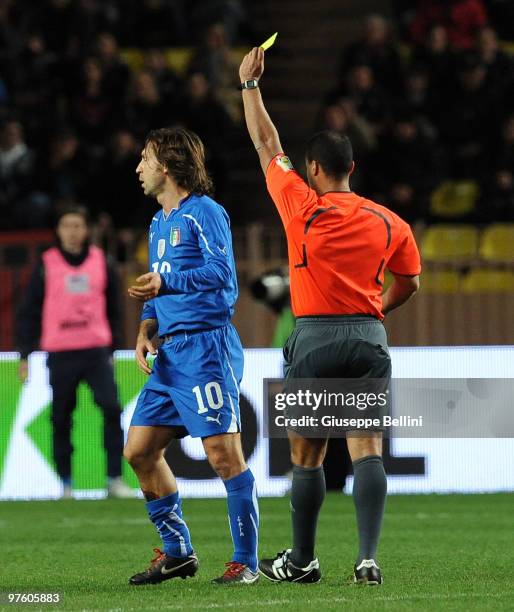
top-left (131, 324), bottom-right (244, 438)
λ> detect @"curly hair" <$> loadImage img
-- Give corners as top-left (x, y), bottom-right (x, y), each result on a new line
top-left (145, 126), bottom-right (213, 196)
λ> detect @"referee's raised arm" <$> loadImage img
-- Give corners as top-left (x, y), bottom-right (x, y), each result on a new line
top-left (239, 47), bottom-right (283, 174)
top-left (239, 44), bottom-right (421, 587)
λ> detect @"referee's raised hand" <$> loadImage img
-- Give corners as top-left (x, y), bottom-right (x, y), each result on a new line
top-left (239, 47), bottom-right (265, 81)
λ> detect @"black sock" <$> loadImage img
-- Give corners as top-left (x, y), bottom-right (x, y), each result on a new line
top-left (290, 465), bottom-right (326, 567)
top-left (352, 455), bottom-right (387, 564)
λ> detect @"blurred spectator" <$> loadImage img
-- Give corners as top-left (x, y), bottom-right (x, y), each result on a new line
top-left (479, 115), bottom-right (514, 221)
top-left (410, 0), bottom-right (488, 51)
top-left (70, 56), bottom-right (113, 146)
top-left (318, 99), bottom-right (376, 192)
top-left (11, 32), bottom-right (59, 141)
top-left (190, 22), bottom-right (241, 121)
top-left (336, 63), bottom-right (390, 130)
top-left (188, 0), bottom-right (248, 44)
top-left (476, 27), bottom-right (513, 97)
top-left (321, 99), bottom-right (376, 156)
top-left (0, 120), bottom-right (36, 226)
top-left (124, 70), bottom-right (173, 140)
top-left (96, 129), bottom-right (148, 229)
top-left (370, 113), bottom-right (440, 222)
top-left (440, 54), bottom-right (496, 179)
top-left (411, 25), bottom-right (457, 92)
top-left (143, 48), bottom-right (183, 106)
top-left (67, 0), bottom-right (121, 53)
top-left (496, 116), bottom-right (514, 173)
top-left (180, 70), bottom-right (235, 142)
top-left (92, 123), bottom-right (170, 259)
top-left (28, 0), bottom-right (73, 55)
top-left (36, 130), bottom-right (94, 204)
top-left (483, 170), bottom-right (514, 222)
top-left (398, 68), bottom-right (439, 139)
top-left (340, 15), bottom-right (403, 95)
top-left (179, 71), bottom-right (234, 198)
top-left (0, 120), bottom-right (33, 180)
top-left (95, 32), bottom-right (130, 100)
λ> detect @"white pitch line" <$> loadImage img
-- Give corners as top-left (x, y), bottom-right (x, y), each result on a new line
top-left (49, 515), bottom-right (296, 528)
top-left (109, 591), bottom-right (513, 612)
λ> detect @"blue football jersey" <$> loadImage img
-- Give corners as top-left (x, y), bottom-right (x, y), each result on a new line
top-left (141, 194), bottom-right (238, 336)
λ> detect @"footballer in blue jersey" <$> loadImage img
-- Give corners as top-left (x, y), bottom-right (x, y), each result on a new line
top-left (125, 127), bottom-right (259, 586)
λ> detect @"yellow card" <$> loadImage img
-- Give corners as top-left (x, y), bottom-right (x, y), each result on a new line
top-left (260, 32), bottom-right (278, 51)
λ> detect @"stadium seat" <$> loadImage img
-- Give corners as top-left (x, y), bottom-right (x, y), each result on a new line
top-left (419, 270), bottom-right (461, 293)
top-left (479, 224), bottom-right (514, 263)
top-left (421, 225), bottom-right (479, 262)
top-left (119, 49), bottom-right (145, 71)
top-left (461, 269), bottom-right (514, 293)
top-left (430, 181), bottom-right (479, 218)
top-left (121, 47), bottom-right (247, 77)
top-left (164, 48), bottom-right (193, 75)
top-left (163, 47), bottom-right (247, 76)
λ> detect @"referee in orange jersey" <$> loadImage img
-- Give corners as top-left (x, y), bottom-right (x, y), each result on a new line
top-left (239, 48), bottom-right (421, 585)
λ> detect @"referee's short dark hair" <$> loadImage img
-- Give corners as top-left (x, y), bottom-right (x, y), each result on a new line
top-left (306, 131), bottom-right (353, 179)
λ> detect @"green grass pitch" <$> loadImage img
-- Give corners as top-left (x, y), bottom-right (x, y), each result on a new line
top-left (1, 493), bottom-right (513, 611)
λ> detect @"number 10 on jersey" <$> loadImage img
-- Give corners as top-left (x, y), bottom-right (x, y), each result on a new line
top-left (152, 261), bottom-right (171, 273)
top-left (192, 382), bottom-right (224, 413)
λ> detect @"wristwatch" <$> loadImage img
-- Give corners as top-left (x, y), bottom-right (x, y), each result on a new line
top-left (238, 79), bottom-right (259, 91)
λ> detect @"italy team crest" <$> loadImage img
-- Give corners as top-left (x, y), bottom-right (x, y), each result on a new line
top-left (171, 228), bottom-right (181, 247)
top-left (157, 239), bottom-right (165, 259)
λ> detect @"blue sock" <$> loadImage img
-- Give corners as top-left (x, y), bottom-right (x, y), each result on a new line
top-left (145, 492), bottom-right (193, 558)
top-left (223, 468), bottom-right (259, 572)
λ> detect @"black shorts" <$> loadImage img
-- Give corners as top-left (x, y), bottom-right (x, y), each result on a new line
top-left (284, 315), bottom-right (391, 380)
top-left (282, 315), bottom-right (391, 436)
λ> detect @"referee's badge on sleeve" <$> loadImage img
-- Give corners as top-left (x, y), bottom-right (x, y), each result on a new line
top-left (170, 227), bottom-right (181, 247)
top-left (276, 155), bottom-right (294, 172)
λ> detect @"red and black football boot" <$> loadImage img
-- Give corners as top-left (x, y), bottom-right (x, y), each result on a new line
top-left (129, 548), bottom-right (198, 585)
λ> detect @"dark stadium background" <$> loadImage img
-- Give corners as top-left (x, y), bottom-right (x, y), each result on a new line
top-left (0, 0), bottom-right (513, 349)
top-left (1, 1), bottom-right (514, 608)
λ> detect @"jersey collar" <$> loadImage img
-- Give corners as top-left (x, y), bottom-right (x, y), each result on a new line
top-left (179, 193), bottom-right (193, 207)
top-left (319, 190), bottom-right (353, 196)
top-left (162, 193), bottom-right (193, 221)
